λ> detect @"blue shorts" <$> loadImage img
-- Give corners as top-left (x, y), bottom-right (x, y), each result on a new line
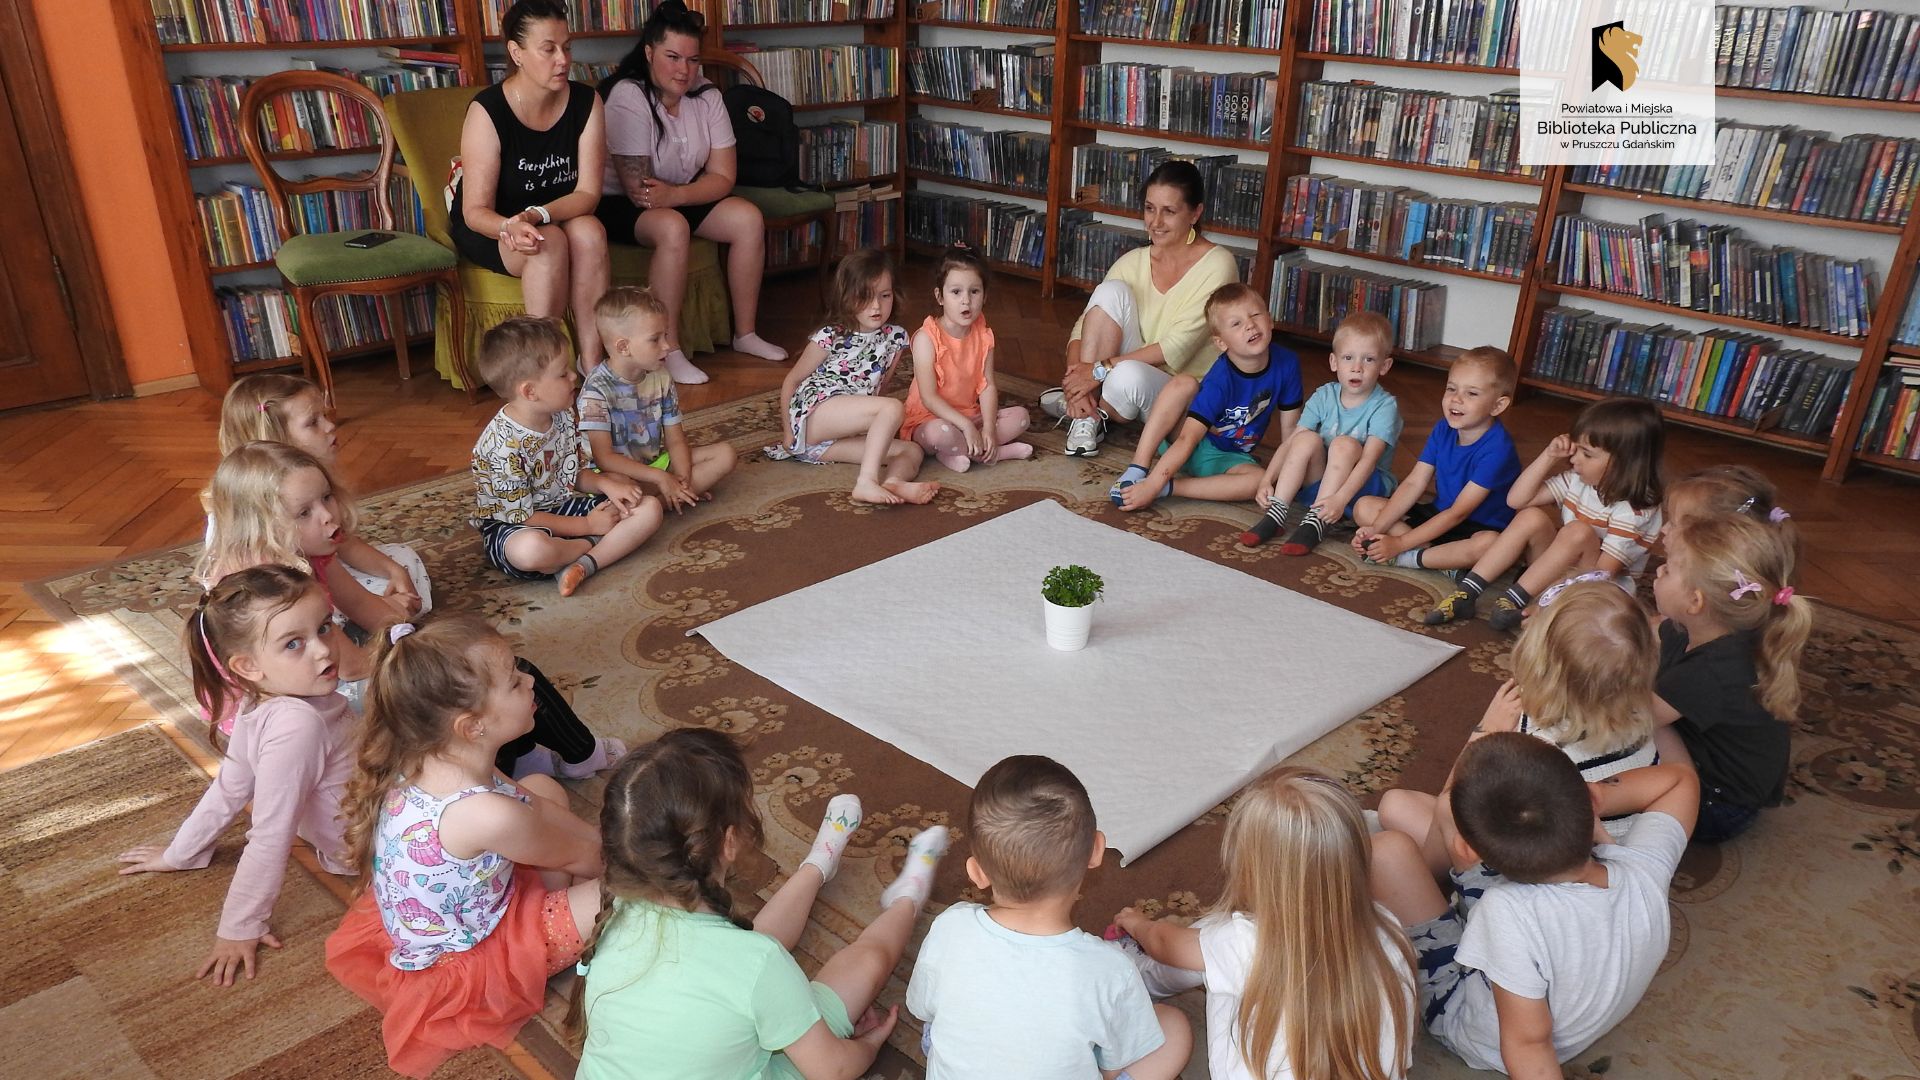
top-left (1407, 862), bottom-right (1502, 1030)
top-left (1299, 469), bottom-right (1395, 519)
top-left (476, 493), bottom-right (604, 580)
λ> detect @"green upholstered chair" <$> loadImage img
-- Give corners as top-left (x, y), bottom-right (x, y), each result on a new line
top-left (699, 51), bottom-right (837, 291)
top-left (239, 71), bottom-right (471, 407)
top-left (383, 85), bottom-right (732, 390)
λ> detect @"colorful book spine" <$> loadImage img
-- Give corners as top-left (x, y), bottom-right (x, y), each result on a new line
top-left (908, 118), bottom-right (1050, 194)
top-left (908, 191), bottom-right (1047, 268)
top-left (1269, 250), bottom-right (1447, 351)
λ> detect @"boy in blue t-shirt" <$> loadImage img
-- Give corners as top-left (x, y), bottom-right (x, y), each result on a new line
top-left (1351, 346), bottom-right (1523, 570)
top-left (1242, 310), bottom-right (1402, 552)
top-left (1111, 283), bottom-right (1304, 511)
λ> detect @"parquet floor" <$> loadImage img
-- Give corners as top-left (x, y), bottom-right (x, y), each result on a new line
top-left (4, 260), bottom-right (1918, 773)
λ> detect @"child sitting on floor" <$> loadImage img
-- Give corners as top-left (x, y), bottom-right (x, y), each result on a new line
top-left (569, 728), bottom-right (949, 1079)
top-left (1351, 347), bottom-right (1522, 571)
top-left (1651, 510), bottom-right (1809, 843)
top-left (118, 565), bottom-right (356, 986)
top-left (1110, 282), bottom-right (1303, 512)
top-left (1242, 310), bottom-right (1401, 553)
top-left (766, 248), bottom-right (940, 505)
top-left (580, 286), bottom-right (737, 513)
top-left (1369, 734), bottom-right (1697, 1076)
top-left (907, 755), bottom-right (1192, 1080)
top-left (902, 245), bottom-right (1033, 472)
top-left (1426, 397), bottom-right (1664, 630)
top-left (217, 373), bottom-right (429, 627)
top-left (471, 316), bottom-right (663, 596)
top-left (1110, 765), bottom-right (1415, 1080)
top-left (326, 613), bottom-right (606, 1079)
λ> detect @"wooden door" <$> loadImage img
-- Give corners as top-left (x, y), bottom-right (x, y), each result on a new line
top-left (0, 71), bottom-right (93, 408)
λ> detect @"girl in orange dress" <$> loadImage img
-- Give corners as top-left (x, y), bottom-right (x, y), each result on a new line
top-left (901, 246), bottom-right (1034, 472)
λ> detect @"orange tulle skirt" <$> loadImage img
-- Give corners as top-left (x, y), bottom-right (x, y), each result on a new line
top-left (325, 867), bottom-right (582, 1079)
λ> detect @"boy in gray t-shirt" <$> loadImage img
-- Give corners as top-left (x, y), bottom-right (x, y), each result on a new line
top-left (1369, 732), bottom-right (1698, 1075)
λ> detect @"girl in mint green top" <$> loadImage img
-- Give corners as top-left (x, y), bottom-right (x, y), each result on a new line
top-left (569, 728), bottom-right (952, 1080)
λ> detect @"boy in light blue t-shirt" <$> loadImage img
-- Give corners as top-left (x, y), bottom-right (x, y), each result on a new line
top-left (906, 756), bottom-right (1191, 1080)
top-left (1242, 310), bottom-right (1402, 552)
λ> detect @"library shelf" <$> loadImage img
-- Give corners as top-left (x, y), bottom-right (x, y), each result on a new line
top-left (1890, 342), bottom-right (1920, 360)
top-left (1853, 450), bottom-right (1920, 476)
top-left (905, 239), bottom-right (1044, 280)
top-left (1536, 281), bottom-right (1870, 348)
top-left (909, 18), bottom-right (1052, 34)
top-left (231, 331), bottom-right (436, 375)
top-left (1272, 320), bottom-right (1463, 372)
top-left (560, 29), bottom-right (648, 39)
top-left (906, 95), bottom-right (1048, 120)
top-left (189, 145), bottom-right (381, 169)
top-left (1068, 119), bottom-right (1267, 152)
top-left (1066, 33), bottom-right (1284, 57)
top-left (1054, 274), bottom-right (1099, 291)
top-left (1714, 86), bottom-right (1920, 115)
top-left (792, 96), bottom-right (901, 112)
top-left (1070, 199), bottom-right (1260, 238)
top-left (822, 174), bottom-right (899, 190)
top-left (1520, 375), bottom-right (1831, 454)
top-left (1288, 146), bottom-right (1543, 186)
top-left (724, 18), bottom-right (895, 31)
top-left (1560, 183), bottom-right (1907, 236)
top-left (161, 37), bottom-right (461, 53)
top-left (1275, 234), bottom-right (1525, 284)
top-left (1293, 51), bottom-right (1518, 76)
top-left (211, 259), bottom-right (276, 275)
top-left (906, 168), bottom-right (1046, 200)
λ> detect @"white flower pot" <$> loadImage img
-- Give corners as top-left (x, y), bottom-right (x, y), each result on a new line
top-left (1043, 598), bottom-right (1094, 651)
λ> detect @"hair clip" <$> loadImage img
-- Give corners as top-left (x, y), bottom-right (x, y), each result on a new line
top-left (1729, 571), bottom-right (1763, 602)
top-left (1773, 585), bottom-right (1795, 605)
top-left (1537, 569), bottom-right (1617, 609)
top-left (1736, 495), bottom-right (1756, 515)
top-left (1768, 507), bottom-right (1791, 523)
top-left (388, 622), bottom-right (416, 644)
top-left (258, 402), bottom-right (273, 413)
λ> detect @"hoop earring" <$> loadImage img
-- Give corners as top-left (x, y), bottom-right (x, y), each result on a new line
top-left (1186, 228), bottom-right (1197, 245)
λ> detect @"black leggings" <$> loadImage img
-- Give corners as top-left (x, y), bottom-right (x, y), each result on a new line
top-left (494, 657), bottom-right (598, 773)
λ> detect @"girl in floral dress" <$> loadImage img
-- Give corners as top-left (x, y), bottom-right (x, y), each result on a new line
top-left (766, 249), bottom-right (941, 506)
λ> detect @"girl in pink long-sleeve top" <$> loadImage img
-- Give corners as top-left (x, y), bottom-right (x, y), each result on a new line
top-left (117, 564), bottom-right (356, 986)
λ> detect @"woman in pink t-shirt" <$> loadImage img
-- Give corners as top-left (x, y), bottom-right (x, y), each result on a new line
top-left (595, 0), bottom-right (788, 385)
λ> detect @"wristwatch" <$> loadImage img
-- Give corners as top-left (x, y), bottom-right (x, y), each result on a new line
top-left (1091, 361), bottom-right (1111, 382)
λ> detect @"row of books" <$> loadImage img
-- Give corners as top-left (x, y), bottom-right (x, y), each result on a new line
top-left (150, 0), bottom-right (456, 45)
top-left (1533, 307), bottom-right (1856, 439)
top-left (798, 119), bottom-right (899, 186)
top-left (768, 221), bottom-right (828, 269)
top-left (1305, 0), bottom-right (1522, 69)
top-left (485, 60), bottom-right (619, 85)
top-left (1570, 125), bottom-right (1920, 227)
top-left (908, 118), bottom-right (1049, 194)
top-left (1078, 64), bottom-right (1277, 145)
top-left (1278, 175), bottom-right (1537, 279)
top-left (834, 184), bottom-right (903, 250)
top-left (1054, 209), bottom-right (1144, 284)
top-left (1898, 280), bottom-right (1920, 345)
top-left (1069, 145), bottom-right (1264, 232)
top-left (480, 0), bottom-right (646, 34)
top-left (171, 64), bottom-right (463, 162)
top-left (1076, 0), bottom-right (1286, 51)
top-left (197, 180), bottom-right (424, 269)
top-left (1855, 364), bottom-right (1920, 458)
top-left (217, 284), bottom-right (434, 363)
top-left (919, 0), bottom-right (1055, 29)
top-left (906, 44), bottom-right (1054, 116)
top-left (725, 0), bottom-right (896, 23)
top-left (1295, 81), bottom-right (1540, 178)
top-left (1714, 5), bottom-right (1920, 102)
top-left (907, 192), bottom-right (1046, 268)
top-left (1545, 214), bottom-right (1878, 339)
top-left (1270, 251), bottom-right (1446, 351)
top-left (737, 45), bottom-right (899, 107)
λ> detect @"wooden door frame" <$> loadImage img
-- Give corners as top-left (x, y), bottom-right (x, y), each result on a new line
top-left (1, 0), bottom-right (132, 399)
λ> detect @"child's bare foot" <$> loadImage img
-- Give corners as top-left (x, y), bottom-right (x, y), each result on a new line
top-left (851, 478), bottom-right (904, 505)
top-left (884, 478), bottom-right (940, 504)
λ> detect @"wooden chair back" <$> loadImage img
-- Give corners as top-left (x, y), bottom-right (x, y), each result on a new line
top-left (239, 71), bottom-right (398, 242)
top-left (699, 50), bottom-right (765, 92)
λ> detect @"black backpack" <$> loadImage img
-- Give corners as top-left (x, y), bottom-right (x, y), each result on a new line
top-left (723, 83), bottom-right (802, 190)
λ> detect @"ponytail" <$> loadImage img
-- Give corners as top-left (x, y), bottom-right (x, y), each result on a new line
top-left (1756, 590), bottom-right (1812, 721)
top-left (187, 565), bottom-right (321, 750)
top-left (1667, 515), bottom-right (1807, 721)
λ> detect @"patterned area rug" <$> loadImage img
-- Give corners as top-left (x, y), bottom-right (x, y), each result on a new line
top-left (24, 382), bottom-right (1920, 1079)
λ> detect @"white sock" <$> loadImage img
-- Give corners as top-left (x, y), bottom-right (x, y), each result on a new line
top-left (802, 794), bottom-right (863, 883)
top-left (510, 746), bottom-right (558, 779)
top-left (879, 825), bottom-right (950, 914)
top-left (557, 737), bottom-right (628, 779)
top-left (1393, 548), bottom-right (1424, 568)
top-left (664, 349), bottom-right (709, 385)
top-left (732, 333), bottom-right (788, 362)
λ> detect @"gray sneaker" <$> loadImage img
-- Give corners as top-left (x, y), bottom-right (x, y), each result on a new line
top-left (1038, 386), bottom-right (1068, 420)
top-left (1065, 412), bottom-right (1106, 456)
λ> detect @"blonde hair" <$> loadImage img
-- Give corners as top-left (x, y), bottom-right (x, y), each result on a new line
top-left (198, 441), bottom-right (357, 585)
top-left (187, 564), bottom-right (322, 749)
top-left (594, 284), bottom-right (669, 336)
top-left (341, 613), bottom-right (508, 879)
top-left (1216, 766), bottom-right (1414, 1080)
top-left (477, 315), bottom-right (571, 398)
top-left (1452, 346), bottom-right (1516, 399)
top-left (1509, 580), bottom-right (1657, 757)
top-left (218, 374), bottom-right (323, 456)
top-left (1665, 514), bottom-right (1810, 720)
top-left (1204, 282), bottom-right (1266, 331)
top-left (1331, 310), bottom-right (1393, 356)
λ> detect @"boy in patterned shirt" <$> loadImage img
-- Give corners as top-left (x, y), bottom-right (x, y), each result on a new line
top-left (469, 316), bottom-right (662, 596)
top-left (579, 287), bottom-right (736, 512)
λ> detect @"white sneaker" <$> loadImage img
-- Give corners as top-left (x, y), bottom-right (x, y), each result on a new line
top-left (1065, 412), bottom-right (1106, 456)
top-left (1038, 386), bottom-right (1068, 420)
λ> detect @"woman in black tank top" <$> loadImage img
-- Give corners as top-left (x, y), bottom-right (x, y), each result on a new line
top-left (450, 0), bottom-right (611, 371)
